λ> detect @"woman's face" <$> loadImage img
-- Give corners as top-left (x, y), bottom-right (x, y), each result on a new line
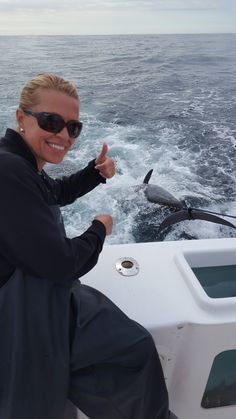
top-left (16, 89), bottom-right (80, 171)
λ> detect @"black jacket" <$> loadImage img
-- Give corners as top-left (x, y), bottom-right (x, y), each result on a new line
top-left (0, 128), bottom-right (107, 285)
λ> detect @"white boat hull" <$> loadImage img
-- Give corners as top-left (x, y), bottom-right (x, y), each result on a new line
top-left (63, 237), bottom-right (236, 419)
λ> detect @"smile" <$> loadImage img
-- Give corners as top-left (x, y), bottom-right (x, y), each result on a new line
top-left (47, 142), bottom-right (66, 151)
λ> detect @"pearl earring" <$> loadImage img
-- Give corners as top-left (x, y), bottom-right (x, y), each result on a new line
top-left (20, 128), bottom-right (25, 133)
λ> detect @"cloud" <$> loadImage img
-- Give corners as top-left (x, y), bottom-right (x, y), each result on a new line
top-left (0, 0), bottom-right (235, 35)
top-left (0, 0), bottom-right (235, 13)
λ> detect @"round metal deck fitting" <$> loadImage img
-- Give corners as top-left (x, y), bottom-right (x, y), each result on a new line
top-left (115, 257), bottom-right (139, 277)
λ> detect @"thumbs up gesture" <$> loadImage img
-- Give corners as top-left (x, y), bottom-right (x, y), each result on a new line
top-left (95, 143), bottom-right (115, 179)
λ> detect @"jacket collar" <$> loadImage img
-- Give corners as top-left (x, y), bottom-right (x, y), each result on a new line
top-left (0, 128), bottom-right (38, 170)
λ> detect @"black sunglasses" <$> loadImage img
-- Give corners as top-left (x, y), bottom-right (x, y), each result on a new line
top-left (24, 109), bottom-right (83, 139)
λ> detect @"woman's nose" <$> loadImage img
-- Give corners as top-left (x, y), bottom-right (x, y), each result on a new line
top-left (57, 126), bottom-right (70, 140)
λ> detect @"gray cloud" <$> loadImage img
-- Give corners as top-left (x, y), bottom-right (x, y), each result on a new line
top-left (0, 0), bottom-right (234, 12)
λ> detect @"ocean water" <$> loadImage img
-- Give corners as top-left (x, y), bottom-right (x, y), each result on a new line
top-left (0, 34), bottom-right (236, 244)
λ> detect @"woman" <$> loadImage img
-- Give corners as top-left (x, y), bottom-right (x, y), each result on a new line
top-left (0, 74), bottom-right (172, 419)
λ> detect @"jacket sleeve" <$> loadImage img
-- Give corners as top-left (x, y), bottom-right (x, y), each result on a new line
top-left (0, 156), bottom-right (106, 283)
top-left (48, 159), bottom-right (106, 206)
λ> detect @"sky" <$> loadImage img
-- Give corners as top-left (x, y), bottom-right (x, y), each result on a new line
top-left (0, 0), bottom-right (235, 35)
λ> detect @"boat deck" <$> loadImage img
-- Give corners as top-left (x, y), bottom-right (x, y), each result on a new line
top-left (64, 237), bottom-right (236, 419)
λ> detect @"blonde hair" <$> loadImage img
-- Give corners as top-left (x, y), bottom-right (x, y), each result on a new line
top-left (19, 73), bottom-right (79, 110)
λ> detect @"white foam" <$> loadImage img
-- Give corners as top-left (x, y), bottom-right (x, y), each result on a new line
top-left (60, 108), bottom-right (236, 244)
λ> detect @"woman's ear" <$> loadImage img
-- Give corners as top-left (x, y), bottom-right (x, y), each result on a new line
top-left (16, 108), bottom-right (25, 132)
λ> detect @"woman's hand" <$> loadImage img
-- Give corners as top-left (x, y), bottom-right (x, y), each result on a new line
top-left (94, 214), bottom-right (113, 235)
top-left (95, 143), bottom-right (115, 179)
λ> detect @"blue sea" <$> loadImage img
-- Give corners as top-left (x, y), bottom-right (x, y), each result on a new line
top-left (0, 34), bottom-right (236, 244)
